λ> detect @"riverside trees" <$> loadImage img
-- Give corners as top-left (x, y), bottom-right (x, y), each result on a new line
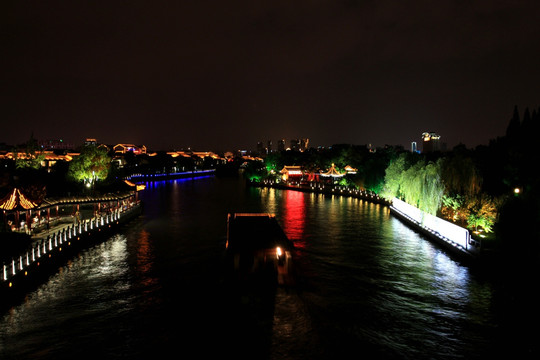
top-left (380, 154), bottom-right (446, 216)
top-left (380, 105), bottom-right (540, 237)
top-left (380, 150), bottom-right (499, 233)
top-left (68, 144), bottom-right (111, 188)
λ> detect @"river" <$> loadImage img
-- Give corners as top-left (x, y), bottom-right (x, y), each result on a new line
top-left (0, 176), bottom-right (537, 359)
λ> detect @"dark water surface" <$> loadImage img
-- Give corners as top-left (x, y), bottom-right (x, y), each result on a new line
top-left (0, 177), bottom-right (537, 359)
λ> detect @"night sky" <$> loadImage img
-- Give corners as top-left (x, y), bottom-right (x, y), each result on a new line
top-left (2, 1), bottom-right (540, 152)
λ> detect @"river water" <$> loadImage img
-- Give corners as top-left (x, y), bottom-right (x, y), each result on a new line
top-left (0, 176), bottom-right (537, 359)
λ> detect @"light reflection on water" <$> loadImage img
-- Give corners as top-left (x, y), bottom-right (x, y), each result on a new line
top-left (259, 186), bottom-right (496, 359)
top-left (0, 178), bottom-right (510, 359)
top-left (0, 235), bottom-right (134, 358)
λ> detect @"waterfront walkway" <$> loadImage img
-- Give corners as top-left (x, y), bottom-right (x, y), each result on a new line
top-left (250, 180), bottom-right (390, 205)
top-left (1, 199), bottom-right (142, 294)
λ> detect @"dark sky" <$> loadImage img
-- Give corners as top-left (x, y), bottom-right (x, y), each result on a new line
top-left (2, 1), bottom-right (540, 152)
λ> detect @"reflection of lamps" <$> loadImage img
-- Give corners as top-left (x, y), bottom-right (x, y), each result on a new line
top-left (124, 180), bottom-right (146, 192)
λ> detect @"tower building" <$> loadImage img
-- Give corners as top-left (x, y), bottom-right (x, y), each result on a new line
top-left (422, 132), bottom-right (441, 153)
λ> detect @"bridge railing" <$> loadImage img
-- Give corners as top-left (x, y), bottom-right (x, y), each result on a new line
top-left (2, 202), bottom-right (140, 285)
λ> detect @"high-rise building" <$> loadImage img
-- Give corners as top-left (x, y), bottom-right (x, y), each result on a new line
top-left (411, 141), bottom-right (418, 153)
top-left (277, 139), bottom-right (285, 151)
top-left (290, 138), bottom-right (309, 152)
top-left (422, 132), bottom-right (441, 153)
top-left (257, 141), bottom-right (264, 155)
top-left (300, 138), bottom-right (309, 151)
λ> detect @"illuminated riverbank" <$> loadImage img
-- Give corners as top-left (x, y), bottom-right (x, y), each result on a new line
top-left (250, 180), bottom-right (481, 260)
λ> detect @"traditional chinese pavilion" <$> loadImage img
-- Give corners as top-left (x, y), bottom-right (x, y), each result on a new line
top-left (320, 163), bottom-right (345, 178)
top-left (0, 188), bottom-right (40, 232)
top-left (280, 166), bottom-right (303, 181)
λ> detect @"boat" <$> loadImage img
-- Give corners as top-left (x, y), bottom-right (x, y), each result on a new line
top-left (225, 213), bottom-right (294, 285)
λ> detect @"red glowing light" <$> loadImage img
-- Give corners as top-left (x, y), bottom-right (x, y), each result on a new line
top-left (282, 190), bottom-right (306, 248)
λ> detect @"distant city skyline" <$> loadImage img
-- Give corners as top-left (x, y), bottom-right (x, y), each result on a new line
top-left (3, 2), bottom-right (540, 152)
top-left (1, 132), bottom-right (449, 154)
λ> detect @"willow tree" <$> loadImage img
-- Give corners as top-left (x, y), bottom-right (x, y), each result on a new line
top-left (382, 154), bottom-right (445, 215)
top-left (68, 145), bottom-right (111, 187)
top-left (418, 160), bottom-right (445, 215)
top-left (380, 153), bottom-right (408, 200)
top-left (401, 160), bottom-right (425, 208)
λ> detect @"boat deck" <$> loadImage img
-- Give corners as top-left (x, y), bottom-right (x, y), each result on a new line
top-left (225, 213), bottom-right (294, 285)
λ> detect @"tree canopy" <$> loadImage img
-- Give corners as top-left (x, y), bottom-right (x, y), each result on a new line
top-left (68, 145), bottom-right (111, 185)
top-left (381, 154), bottom-right (445, 215)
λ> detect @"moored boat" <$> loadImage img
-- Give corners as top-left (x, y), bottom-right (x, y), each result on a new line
top-left (225, 213), bottom-right (294, 285)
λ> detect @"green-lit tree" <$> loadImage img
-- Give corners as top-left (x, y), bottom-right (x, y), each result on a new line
top-left (466, 194), bottom-right (499, 233)
top-left (243, 159), bottom-right (266, 182)
top-left (441, 194), bottom-right (466, 224)
top-left (68, 145), bottom-right (111, 188)
top-left (418, 160), bottom-right (445, 216)
top-left (381, 153), bottom-right (445, 215)
top-left (380, 153), bottom-right (408, 200)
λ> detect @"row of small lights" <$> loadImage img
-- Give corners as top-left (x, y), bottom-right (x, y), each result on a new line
top-left (390, 205), bottom-right (467, 252)
top-left (1, 204), bottom-right (137, 288)
top-left (262, 177), bottom-right (470, 253)
top-left (260, 179), bottom-right (386, 202)
top-left (126, 169), bottom-right (215, 180)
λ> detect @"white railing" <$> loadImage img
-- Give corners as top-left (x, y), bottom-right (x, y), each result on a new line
top-left (2, 204), bottom-right (139, 284)
top-left (391, 198), bottom-right (470, 251)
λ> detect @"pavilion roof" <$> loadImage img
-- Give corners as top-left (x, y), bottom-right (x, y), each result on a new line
top-left (344, 165), bottom-right (357, 174)
top-left (320, 163), bottom-right (345, 177)
top-left (280, 165), bottom-right (303, 174)
top-left (0, 188), bottom-right (39, 210)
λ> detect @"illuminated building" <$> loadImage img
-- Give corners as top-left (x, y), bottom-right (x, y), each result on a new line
top-left (422, 132), bottom-right (441, 153)
top-left (166, 151), bottom-right (192, 158)
top-left (280, 166), bottom-right (303, 181)
top-left (320, 163), bottom-right (345, 179)
top-left (166, 150), bottom-right (225, 167)
top-left (344, 165), bottom-right (357, 174)
top-left (411, 141), bottom-right (419, 153)
top-left (0, 151), bottom-right (76, 170)
top-left (113, 144), bottom-right (147, 155)
top-left (191, 151), bottom-right (222, 160)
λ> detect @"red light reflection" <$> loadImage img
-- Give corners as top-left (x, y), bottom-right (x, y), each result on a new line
top-left (282, 190), bottom-right (306, 248)
top-left (137, 229), bottom-right (158, 288)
